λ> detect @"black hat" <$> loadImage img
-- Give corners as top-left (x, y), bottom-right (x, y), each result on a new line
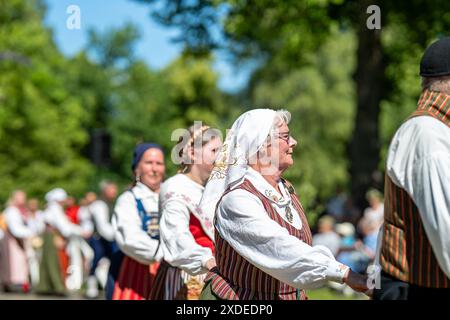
top-left (420, 36), bottom-right (450, 77)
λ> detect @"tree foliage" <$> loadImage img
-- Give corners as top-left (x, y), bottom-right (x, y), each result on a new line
top-left (0, 0), bottom-right (233, 204)
top-left (249, 30), bottom-right (356, 221)
top-left (0, 0), bottom-right (94, 202)
top-left (136, 0), bottom-right (450, 209)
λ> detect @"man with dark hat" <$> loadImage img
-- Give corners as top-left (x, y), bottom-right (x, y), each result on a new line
top-left (373, 37), bottom-right (450, 300)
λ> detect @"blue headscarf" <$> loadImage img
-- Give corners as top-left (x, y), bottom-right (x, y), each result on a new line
top-left (131, 142), bottom-right (164, 172)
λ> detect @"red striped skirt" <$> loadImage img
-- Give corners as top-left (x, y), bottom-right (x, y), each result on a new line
top-left (112, 255), bottom-right (160, 300)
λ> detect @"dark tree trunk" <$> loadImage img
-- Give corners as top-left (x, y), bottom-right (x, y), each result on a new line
top-left (349, 0), bottom-right (386, 211)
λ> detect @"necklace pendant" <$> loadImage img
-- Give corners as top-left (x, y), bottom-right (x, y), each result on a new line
top-left (285, 206), bottom-right (293, 224)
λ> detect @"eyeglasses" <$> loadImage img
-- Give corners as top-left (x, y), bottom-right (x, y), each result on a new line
top-left (276, 133), bottom-right (292, 144)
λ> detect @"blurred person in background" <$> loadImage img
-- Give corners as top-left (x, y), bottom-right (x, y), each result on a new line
top-left (325, 187), bottom-right (348, 223)
top-left (85, 182), bottom-right (118, 299)
top-left (0, 190), bottom-right (37, 293)
top-left (0, 211), bottom-right (5, 242)
top-left (312, 215), bottom-right (341, 257)
top-left (64, 196), bottom-right (94, 293)
top-left (356, 219), bottom-right (378, 265)
top-left (26, 198), bottom-right (46, 288)
top-left (335, 222), bottom-right (358, 271)
top-left (36, 188), bottom-right (89, 296)
top-left (335, 220), bottom-right (378, 277)
top-left (65, 197), bottom-right (80, 225)
top-left (359, 189), bottom-right (384, 232)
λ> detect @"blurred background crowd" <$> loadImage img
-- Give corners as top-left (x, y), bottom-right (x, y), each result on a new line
top-left (0, 183), bottom-right (118, 298)
top-left (0, 183), bottom-right (383, 298)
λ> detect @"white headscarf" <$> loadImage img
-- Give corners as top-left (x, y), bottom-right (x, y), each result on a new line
top-left (199, 108), bottom-right (277, 218)
top-left (45, 188), bottom-right (68, 203)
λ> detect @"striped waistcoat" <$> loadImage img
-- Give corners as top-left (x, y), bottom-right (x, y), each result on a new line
top-left (380, 89), bottom-right (450, 288)
top-left (204, 179), bottom-right (313, 300)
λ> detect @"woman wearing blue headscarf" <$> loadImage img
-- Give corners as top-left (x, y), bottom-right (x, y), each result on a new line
top-left (106, 143), bottom-right (166, 300)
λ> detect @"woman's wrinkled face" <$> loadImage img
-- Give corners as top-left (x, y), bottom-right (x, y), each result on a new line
top-left (135, 148), bottom-right (165, 192)
top-left (266, 122), bottom-right (297, 172)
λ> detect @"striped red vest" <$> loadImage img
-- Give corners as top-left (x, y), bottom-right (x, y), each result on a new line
top-left (204, 178), bottom-right (313, 300)
top-left (380, 89), bottom-right (450, 288)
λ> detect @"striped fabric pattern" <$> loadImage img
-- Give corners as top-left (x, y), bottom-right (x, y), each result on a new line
top-left (206, 178), bottom-right (312, 300)
top-left (380, 176), bottom-right (450, 288)
top-left (409, 89), bottom-right (450, 127)
top-left (149, 210), bottom-right (214, 300)
top-left (148, 260), bottom-right (185, 300)
top-left (380, 91), bottom-right (450, 288)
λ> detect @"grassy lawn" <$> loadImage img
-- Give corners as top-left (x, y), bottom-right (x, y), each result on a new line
top-left (306, 287), bottom-right (368, 300)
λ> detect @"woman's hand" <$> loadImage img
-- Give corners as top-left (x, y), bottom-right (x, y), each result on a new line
top-left (205, 257), bottom-right (217, 270)
top-left (53, 235), bottom-right (66, 249)
top-left (81, 230), bottom-right (92, 239)
top-left (343, 268), bottom-right (370, 294)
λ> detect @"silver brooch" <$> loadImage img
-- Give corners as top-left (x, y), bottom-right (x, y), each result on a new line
top-left (285, 206), bottom-right (293, 224)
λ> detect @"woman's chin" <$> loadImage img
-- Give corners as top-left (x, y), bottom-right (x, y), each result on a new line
top-left (142, 178), bottom-right (162, 190)
top-left (281, 157), bottom-right (294, 170)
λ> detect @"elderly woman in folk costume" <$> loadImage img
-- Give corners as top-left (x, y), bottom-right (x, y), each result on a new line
top-left (149, 124), bottom-right (222, 300)
top-left (199, 109), bottom-right (369, 300)
top-left (107, 143), bottom-right (165, 300)
top-left (0, 190), bottom-right (41, 293)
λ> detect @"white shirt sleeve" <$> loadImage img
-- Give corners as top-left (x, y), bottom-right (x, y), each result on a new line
top-left (45, 204), bottom-right (84, 238)
top-left (159, 195), bottom-right (213, 275)
top-left (89, 201), bottom-right (114, 241)
top-left (28, 211), bottom-right (46, 235)
top-left (112, 192), bottom-right (161, 265)
top-left (387, 117), bottom-right (450, 278)
top-left (412, 153), bottom-right (450, 278)
top-left (216, 189), bottom-right (349, 290)
top-left (4, 207), bottom-right (35, 239)
top-left (77, 207), bottom-right (94, 235)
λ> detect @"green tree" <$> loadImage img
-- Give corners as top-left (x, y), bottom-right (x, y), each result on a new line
top-left (162, 54), bottom-right (228, 128)
top-left (68, 23), bottom-right (153, 190)
top-left (135, 0), bottom-right (450, 209)
top-left (0, 0), bottom-right (94, 202)
top-left (109, 53), bottom-right (233, 180)
top-left (108, 60), bottom-right (174, 180)
top-left (249, 30), bottom-right (356, 222)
